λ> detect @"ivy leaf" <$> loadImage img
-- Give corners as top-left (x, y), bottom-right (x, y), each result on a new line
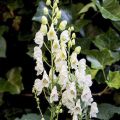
top-left (7, 0), bottom-right (24, 11)
top-left (0, 26), bottom-right (8, 35)
top-left (93, 29), bottom-right (120, 51)
top-left (76, 38), bottom-right (91, 54)
top-left (0, 67), bottom-right (24, 94)
top-left (106, 71), bottom-right (120, 89)
top-left (86, 67), bottom-right (99, 79)
top-left (79, 2), bottom-right (96, 14)
top-left (93, 0), bottom-right (120, 21)
top-left (15, 113), bottom-right (49, 120)
top-left (86, 49), bottom-right (114, 69)
top-left (97, 103), bottom-right (120, 120)
top-left (0, 36), bottom-right (6, 58)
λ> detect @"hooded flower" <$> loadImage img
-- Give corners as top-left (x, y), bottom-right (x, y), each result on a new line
top-left (60, 30), bottom-right (70, 43)
top-left (62, 90), bottom-right (75, 110)
top-left (40, 24), bottom-right (47, 36)
top-left (34, 31), bottom-right (44, 48)
top-left (35, 61), bottom-right (44, 75)
top-left (47, 24), bottom-right (57, 40)
top-left (81, 86), bottom-right (93, 106)
top-left (33, 79), bottom-right (43, 96)
top-left (52, 38), bottom-right (60, 54)
top-left (59, 63), bottom-right (68, 89)
top-left (50, 86), bottom-right (58, 103)
top-left (42, 70), bottom-right (50, 88)
top-left (70, 52), bottom-right (78, 69)
top-left (90, 102), bottom-right (99, 118)
top-left (69, 99), bottom-right (82, 117)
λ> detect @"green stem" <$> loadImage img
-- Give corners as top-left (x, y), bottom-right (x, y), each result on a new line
top-left (42, 56), bottom-right (51, 67)
top-left (102, 68), bottom-right (107, 81)
top-left (34, 90), bottom-right (44, 118)
top-left (44, 42), bottom-right (51, 53)
top-left (51, 40), bottom-right (54, 89)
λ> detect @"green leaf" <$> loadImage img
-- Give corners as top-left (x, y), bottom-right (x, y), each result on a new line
top-left (86, 67), bottom-right (99, 79)
top-left (0, 93), bottom-right (3, 106)
top-left (106, 71), bottom-right (120, 89)
top-left (0, 36), bottom-right (6, 58)
top-left (76, 38), bottom-right (91, 54)
top-left (94, 0), bottom-right (120, 21)
top-left (0, 67), bottom-right (24, 94)
top-left (112, 21), bottom-right (120, 32)
top-left (15, 113), bottom-right (49, 120)
top-left (7, 0), bottom-right (24, 11)
top-left (15, 113), bottom-right (41, 120)
top-left (86, 49), bottom-right (114, 69)
top-left (79, 2), bottom-right (96, 14)
top-left (93, 29), bottom-right (120, 51)
top-left (97, 103), bottom-right (120, 120)
top-left (0, 26), bottom-right (9, 35)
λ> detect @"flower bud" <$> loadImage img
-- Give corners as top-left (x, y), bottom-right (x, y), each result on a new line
top-left (68, 40), bottom-right (72, 48)
top-left (59, 20), bottom-right (67, 31)
top-left (53, 18), bottom-right (58, 25)
top-left (43, 7), bottom-right (48, 15)
top-left (40, 24), bottom-right (47, 36)
top-left (56, 10), bottom-right (61, 19)
top-left (75, 46), bottom-right (81, 54)
top-left (55, 7), bottom-right (59, 13)
top-left (41, 16), bottom-right (48, 25)
top-left (60, 109), bottom-right (63, 113)
top-left (46, 0), bottom-right (51, 6)
top-left (71, 26), bottom-right (74, 31)
top-left (53, 2), bottom-right (57, 9)
top-left (41, 118), bottom-right (45, 120)
top-left (72, 33), bottom-right (76, 39)
top-left (72, 39), bottom-right (75, 45)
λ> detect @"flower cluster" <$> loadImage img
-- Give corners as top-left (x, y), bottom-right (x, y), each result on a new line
top-left (33, 0), bottom-right (98, 120)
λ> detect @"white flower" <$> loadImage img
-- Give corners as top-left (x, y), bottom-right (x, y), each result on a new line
top-left (47, 24), bottom-right (57, 40)
top-left (50, 86), bottom-right (58, 103)
top-left (34, 31), bottom-right (44, 48)
top-left (52, 38), bottom-right (60, 54)
top-left (59, 20), bottom-right (67, 31)
top-left (49, 68), bottom-right (57, 82)
top-left (35, 61), bottom-right (44, 75)
top-left (78, 59), bottom-right (86, 72)
top-left (60, 30), bottom-right (70, 43)
top-left (33, 46), bottom-right (42, 60)
top-left (43, 7), bottom-right (48, 15)
top-left (60, 47), bottom-right (67, 60)
top-left (74, 46), bottom-right (81, 54)
top-left (81, 86), bottom-right (93, 106)
top-left (42, 70), bottom-right (50, 87)
top-left (41, 16), bottom-right (48, 25)
top-left (40, 24), bottom-right (47, 36)
top-left (70, 52), bottom-right (78, 69)
top-left (85, 74), bottom-right (92, 87)
top-left (72, 114), bottom-right (78, 120)
top-left (55, 60), bottom-right (67, 72)
top-left (67, 82), bottom-right (77, 99)
top-left (90, 102), bottom-right (99, 118)
top-left (59, 64), bottom-right (68, 89)
top-left (69, 99), bottom-right (82, 116)
top-left (33, 79), bottom-right (43, 96)
top-left (62, 90), bottom-right (75, 110)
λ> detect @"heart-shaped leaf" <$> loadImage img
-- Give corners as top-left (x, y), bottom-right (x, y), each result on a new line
top-left (93, 0), bottom-right (120, 21)
top-left (106, 71), bottom-right (120, 89)
top-left (0, 67), bottom-right (24, 94)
